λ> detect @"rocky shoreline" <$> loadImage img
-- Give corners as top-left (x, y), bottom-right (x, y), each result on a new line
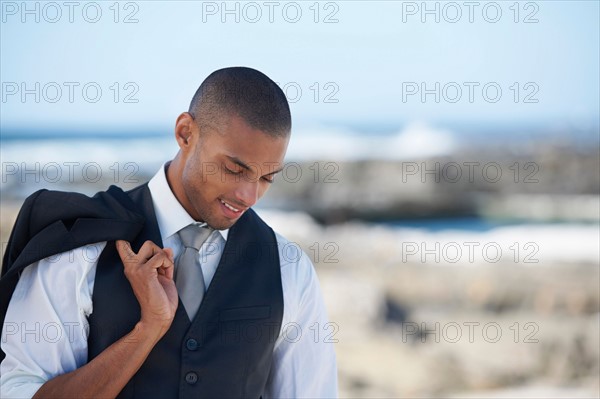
top-left (262, 146), bottom-right (600, 224)
top-left (258, 210), bottom-right (600, 397)
top-left (2, 139), bottom-right (599, 225)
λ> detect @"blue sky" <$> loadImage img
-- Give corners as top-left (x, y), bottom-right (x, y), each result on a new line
top-left (1, 0), bottom-right (598, 134)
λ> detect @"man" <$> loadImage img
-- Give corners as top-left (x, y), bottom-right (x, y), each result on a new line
top-left (0, 67), bottom-right (338, 398)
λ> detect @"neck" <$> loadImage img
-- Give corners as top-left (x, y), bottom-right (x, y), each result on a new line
top-left (165, 155), bottom-right (201, 221)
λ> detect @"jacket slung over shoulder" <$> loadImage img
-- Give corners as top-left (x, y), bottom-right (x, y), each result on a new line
top-left (0, 185), bottom-right (146, 362)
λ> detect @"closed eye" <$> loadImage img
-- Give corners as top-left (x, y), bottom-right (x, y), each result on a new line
top-left (224, 165), bottom-right (243, 175)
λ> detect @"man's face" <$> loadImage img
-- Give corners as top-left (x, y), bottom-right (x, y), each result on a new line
top-left (179, 114), bottom-right (289, 230)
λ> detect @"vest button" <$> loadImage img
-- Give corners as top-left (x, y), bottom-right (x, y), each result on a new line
top-left (185, 371), bottom-right (198, 385)
top-left (186, 338), bottom-right (198, 351)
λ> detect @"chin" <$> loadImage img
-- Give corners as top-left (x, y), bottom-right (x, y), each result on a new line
top-left (207, 219), bottom-right (234, 231)
top-left (203, 210), bottom-right (238, 231)
top-left (194, 198), bottom-right (244, 230)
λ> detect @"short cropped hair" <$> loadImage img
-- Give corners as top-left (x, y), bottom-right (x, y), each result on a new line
top-left (189, 67), bottom-right (291, 138)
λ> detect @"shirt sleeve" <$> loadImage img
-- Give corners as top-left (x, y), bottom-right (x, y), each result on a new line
top-left (0, 242), bottom-right (106, 399)
top-left (264, 235), bottom-right (339, 398)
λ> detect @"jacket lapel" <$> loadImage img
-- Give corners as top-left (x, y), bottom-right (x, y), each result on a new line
top-left (126, 184), bottom-right (164, 250)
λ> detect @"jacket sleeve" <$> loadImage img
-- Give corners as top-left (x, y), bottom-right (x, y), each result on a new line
top-left (1, 189), bottom-right (47, 277)
top-left (0, 190), bottom-right (47, 364)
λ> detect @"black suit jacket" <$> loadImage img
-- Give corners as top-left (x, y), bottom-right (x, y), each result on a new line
top-left (0, 185), bottom-right (145, 362)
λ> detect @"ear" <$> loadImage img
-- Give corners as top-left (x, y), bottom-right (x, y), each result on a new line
top-left (174, 112), bottom-right (197, 150)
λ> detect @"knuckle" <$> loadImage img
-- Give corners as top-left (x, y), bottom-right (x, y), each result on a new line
top-left (121, 253), bottom-right (136, 264)
top-left (146, 240), bottom-right (159, 249)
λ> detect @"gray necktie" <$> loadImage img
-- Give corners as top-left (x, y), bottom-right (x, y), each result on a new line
top-left (175, 223), bottom-right (213, 320)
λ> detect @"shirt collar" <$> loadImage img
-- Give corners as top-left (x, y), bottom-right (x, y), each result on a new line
top-left (147, 163), bottom-right (229, 242)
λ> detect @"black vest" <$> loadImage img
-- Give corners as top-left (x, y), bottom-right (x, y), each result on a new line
top-left (1, 184), bottom-right (283, 398)
top-left (88, 184), bottom-right (284, 398)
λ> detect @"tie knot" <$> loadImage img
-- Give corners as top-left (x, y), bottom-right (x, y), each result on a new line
top-left (177, 223), bottom-right (213, 250)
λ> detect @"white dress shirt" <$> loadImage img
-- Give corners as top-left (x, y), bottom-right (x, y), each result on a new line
top-left (0, 165), bottom-right (338, 398)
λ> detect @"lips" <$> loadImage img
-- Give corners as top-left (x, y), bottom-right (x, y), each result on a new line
top-left (219, 198), bottom-right (246, 218)
top-left (220, 198), bottom-right (240, 212)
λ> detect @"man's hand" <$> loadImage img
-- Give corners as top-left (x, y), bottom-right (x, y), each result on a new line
top-left (116, 240), bottom-right (178, 339)
top-left (33, 240), bottom-right (179, 398)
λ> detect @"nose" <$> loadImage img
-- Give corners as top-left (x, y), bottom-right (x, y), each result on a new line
top-left (234, 179), bottom-right (259, 208)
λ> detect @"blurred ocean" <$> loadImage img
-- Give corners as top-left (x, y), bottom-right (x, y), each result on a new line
top-left (1, 124), bottom-right (598, 264)
top-left (1, 120), bottom-right (598, 169)
top-left (0, 123), bottom-right (462, 198)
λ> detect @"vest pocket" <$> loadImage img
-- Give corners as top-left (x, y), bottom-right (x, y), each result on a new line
top-left (219, 305), bottom-right (271, 321)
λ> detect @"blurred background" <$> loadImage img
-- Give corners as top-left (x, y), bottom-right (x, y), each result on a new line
top-left (1, 1), bottom-right (599, 397)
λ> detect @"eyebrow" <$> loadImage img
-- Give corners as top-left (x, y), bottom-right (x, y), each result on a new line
top-left (225, 155), bottom-right (284, 176)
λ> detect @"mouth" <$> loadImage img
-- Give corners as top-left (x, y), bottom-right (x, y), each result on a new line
top-left (219, 198), bottom-right (246, 218)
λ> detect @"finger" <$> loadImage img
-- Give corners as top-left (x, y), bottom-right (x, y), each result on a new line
top-left (145, 252), bottom-right (174, 271)
top-left (164, 247), bottom-right (174, 263)
top-left (163, 259), bottom-right (174, 280)
top-left (162, 248), bottom-right (175, 280)
top-left (164, 267), bottom-right (174, 280)
top-left (116, 240), bottom-right (136, 264)
top-left (156, 263), bottom-right (174, 281)
top-left (137, 240), bottom-right (162, 261)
